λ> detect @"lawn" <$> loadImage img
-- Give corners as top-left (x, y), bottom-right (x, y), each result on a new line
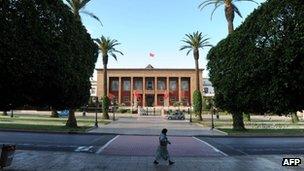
top-left (218, 128), bottom-right (304, 136)
top-left (0, 114), bottom-right (111, 133)
top-left (194, 114), bottom-right (304, 136)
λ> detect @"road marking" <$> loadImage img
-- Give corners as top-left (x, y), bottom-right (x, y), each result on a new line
top-left (192, 137), bottom-right (228, 156)
top-left (75, 146), bottom-right (94, 152)
top-left (96, 135), bottom-right (120, 154)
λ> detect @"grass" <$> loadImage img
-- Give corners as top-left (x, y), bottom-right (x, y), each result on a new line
top-left (219, 128), bottom-right (304, 136)
top-left (0, 114), bottom-right (111, 133)
top-left (193, 114), bottom-right (304, 136)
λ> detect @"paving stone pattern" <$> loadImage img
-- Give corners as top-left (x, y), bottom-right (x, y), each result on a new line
top-left (100, 135), bottom-right (224, 157)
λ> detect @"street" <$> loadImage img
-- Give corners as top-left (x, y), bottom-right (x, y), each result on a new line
top-left (198, 136), bottom-right (304, 156)
top-left (1, 131), bottom-right (304, 156)
top-left (0, 131), bottom-right (116, 153)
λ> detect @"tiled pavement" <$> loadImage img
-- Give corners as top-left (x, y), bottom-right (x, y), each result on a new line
top-left (6, 150), bottom-right (304, 171)
top-left (90, 116), bottom-right (225, 136)
top-left (99, 135), bottom-right (225, 157)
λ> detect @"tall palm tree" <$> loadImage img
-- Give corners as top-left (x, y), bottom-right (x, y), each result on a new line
top-left (180, 31), bottom-right (212, 91)
top-left (94, 36), bottom-right (123, 119)
top-left (66, 0), bottom-right (102, 26)
top-left (198, 0), bottom-right (258, 34)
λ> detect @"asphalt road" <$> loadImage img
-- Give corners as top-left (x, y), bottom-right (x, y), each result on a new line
top-left (198, 136), bottom-right (304, 156)
top-left (0, 131), bottom-right (116, 153)
top-left (1, 131), bottom-right (304, 156)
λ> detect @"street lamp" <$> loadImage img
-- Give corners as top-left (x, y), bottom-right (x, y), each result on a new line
top-left (187, 103), bottom-right (192, 123)
top-left (112, 100), bottom-right (116, 121)
top-left (10, 104), bottom-right (13, 118)
top-left (92, 97), bottom-right (98, 127)
top-left (211, 107), bottom-right (215, 130)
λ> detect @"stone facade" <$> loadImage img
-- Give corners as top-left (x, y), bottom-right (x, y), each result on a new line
top-left (96, 66), bottom-right (203, 107)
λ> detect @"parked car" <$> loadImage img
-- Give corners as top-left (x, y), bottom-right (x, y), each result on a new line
top-left (167, 110), bottom-right (185, 120)
top-left (57, 110), bottom-right (69, 117)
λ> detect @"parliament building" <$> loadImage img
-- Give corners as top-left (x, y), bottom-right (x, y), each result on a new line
top-left (96, 65), bottom-right (203, 107)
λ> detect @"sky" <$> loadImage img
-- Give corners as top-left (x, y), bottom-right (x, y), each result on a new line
top-left (79, 0), bottom-right (265, 79)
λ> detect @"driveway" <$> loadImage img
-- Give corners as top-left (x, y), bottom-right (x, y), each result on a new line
top-left (89, 116), bottom-right (225, 136)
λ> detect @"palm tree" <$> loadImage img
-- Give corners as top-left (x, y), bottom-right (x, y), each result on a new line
top-left (180, 31), bottom-right (212, 91)
top-left (94, 36), bottom-right (123, 119)
top-left (198, 0), bottom-right (258, 34)
top-left (66, 0), bottom-right (102, 26)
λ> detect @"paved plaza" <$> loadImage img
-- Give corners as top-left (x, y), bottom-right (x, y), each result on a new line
top-left (90, 115), bottom-right (225, 136)
top-left (6, 150), bottom-right (303, 171)
top-left (99, 135), bottom-right (225, 157)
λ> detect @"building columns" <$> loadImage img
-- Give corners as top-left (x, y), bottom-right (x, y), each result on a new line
top-left (178, 77), bottom-right (182, 102)
top-left (154, 77), bottom-right (157, 106)
top-left (130, 77), bottom-right (133, 107)
top-left (143, 77), bottom-right (146, 107)
top-left (118, 77), bottom-right (121, 104)
top-left (166, 77), bottom-right (170, 106)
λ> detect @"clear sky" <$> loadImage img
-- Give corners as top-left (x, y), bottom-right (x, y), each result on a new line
top-left (80, 0), bottom-right (265, 79)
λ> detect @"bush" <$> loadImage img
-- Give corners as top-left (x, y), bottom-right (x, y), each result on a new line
top-left (193, 90), bottom-right (203, 121)
top-left (102, 96), bottom-right (110, 119)
top-left (207, 0), bottom-right (304, 130)
top-left (117, 108), bottom-right (129, 113)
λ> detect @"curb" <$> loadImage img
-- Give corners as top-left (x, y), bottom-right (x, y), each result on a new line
top-left (1, 129), bottom-right (304, 138)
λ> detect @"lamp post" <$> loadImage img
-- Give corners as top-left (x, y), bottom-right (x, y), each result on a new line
top-left (113, 100), bottom-right (116, 121)
top-left (211, 107), bottom-right (215, 130)
top-left (10, 104), bottom-right (13, 118)
top-left (93, 97), bottom-right (98, 127)
top-left (189, 107), bottom-right (192, 123)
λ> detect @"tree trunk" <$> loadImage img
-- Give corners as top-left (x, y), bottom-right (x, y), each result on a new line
top-left (232, 112), bottom-right (245, 130)
top-left (227, 20), bottom-right (234, 34)
top-left (2, 111), bottom-right (8, 116)
top-left (225, 5), bottom-right (235, 34)
top-left (66, 109), bottom-right (78, 128)
top-left (103, 54), bottom-right (109, 119)
top-left (51, 110), bottom-right (59, 118)
top-left (103, 55), bottom-right (108, 97)
top-left (198, 110), bottom-right (203, 121)
top-left (193, 50), bottom-right (200, 91)
top-left (291, 112), bottom-right (299, 123)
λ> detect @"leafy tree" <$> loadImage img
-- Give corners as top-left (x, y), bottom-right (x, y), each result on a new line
top-left (207, 0), bottom-right (304, 130)
top-left (0, 0), bottom-right (98, 127)
top-left (180, 31), bottom-right (212, 91)
top-left (193, 90), bottom-right (203, 121)
top-left (198, 0), bottom-right (258, 34)
top-left (94, 36), bottom-right (123, 119)
top-left (66, 0), bottom-right (102, 26)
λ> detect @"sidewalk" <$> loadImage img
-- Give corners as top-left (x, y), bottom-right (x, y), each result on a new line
top-left (6, 150), bottom-right (303, 171)
top-left (89, 116), bottom-right (226, 136)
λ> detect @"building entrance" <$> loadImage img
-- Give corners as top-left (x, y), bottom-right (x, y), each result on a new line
top-left (146, 95), bottom-right (154, 107)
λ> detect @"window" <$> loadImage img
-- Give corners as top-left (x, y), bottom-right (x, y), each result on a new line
top-left (134, 80), bottom-right (142, 90)
top-left (147, 80), bottom-right (153, 90)
top-left (169, 80), bottom-right (177, 91)
top-left (123, 80), bottom-right (130, 91)
top-left (157, 80), bottom-right (166, 90)
top-left (170, 97), bottom-right (176, 103)
top-left (124, 96), bottom-right (129, 103)
top-left (159, 97), bottom-right (164, 102)
top-left (181, 80), bottom-right (189, 91)
top-left (204, 88), bottom-right (209, 93)
top-left (111, 80), bottom-right (119, 91)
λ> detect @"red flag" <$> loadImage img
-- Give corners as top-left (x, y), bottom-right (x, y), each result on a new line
top-left (149, 52), bottom-right (155, 58)
top-left (164, 91), bottom-right (169, 99)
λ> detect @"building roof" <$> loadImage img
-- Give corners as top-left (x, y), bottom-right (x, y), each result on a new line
top-left (145, 64), bottom-right (154, 69)
top-left (96, 65), bottom-right (204, 71)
